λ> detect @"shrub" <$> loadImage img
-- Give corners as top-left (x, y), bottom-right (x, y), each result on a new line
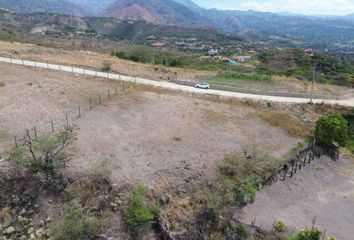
top-left (50, 203), bottom-right (102, 240)
top-left (315, 115), bottom-right (348, 147)
top-left (6, 126), bottom-right (76, 189)
top-left (274, 220), bottom-right (287, 232)
top-left (235, 177), bottom-right (261, 207)
top-left (0, 81), bottom-right (5, 87)
top-left (124, 186), bottom-right (160, 228)
top-left (101, 60), bottom-right (112, 72)
top-left (286, 228), bottom-right (323, 240)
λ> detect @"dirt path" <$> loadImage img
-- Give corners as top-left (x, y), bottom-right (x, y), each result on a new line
top-left (235, 155), bottom-right (354, 240)
top-left (1, 57), bottom-right (353, 107)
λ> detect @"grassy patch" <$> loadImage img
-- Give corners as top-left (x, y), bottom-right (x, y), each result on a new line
top-left (50, 202), bottom-right (102, 240)
top-left (124, 186), bottom-right (160, 229)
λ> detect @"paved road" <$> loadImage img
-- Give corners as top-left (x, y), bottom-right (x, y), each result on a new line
top-left (1, 57), bottom-right (353, 107)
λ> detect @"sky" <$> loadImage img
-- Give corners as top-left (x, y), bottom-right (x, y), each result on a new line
top-left (192, 0), bottom-right (354, 15)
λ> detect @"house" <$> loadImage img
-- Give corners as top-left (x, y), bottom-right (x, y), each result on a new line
top-left (233, 55), bottom-right (252, 63)
top-left (208, 49), bottom-right (219, 56)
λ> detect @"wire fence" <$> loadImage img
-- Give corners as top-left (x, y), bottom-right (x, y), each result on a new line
top-left (0, 61), bottom-right (136, 156)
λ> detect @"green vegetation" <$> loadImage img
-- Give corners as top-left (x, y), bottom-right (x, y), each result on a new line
top-left (124, 186), bottom-right (160, 228)
top-left (7, 126), bottom-right (76, 189)
top-left (274, 220), bottom-right (287, 232)
top-left (50, 203), bottom-right (102, 240)
top-left (257, 49), bottom-right (354, 86)
top-left (111, 46), bottom-right (184, 67)
top-left (343, 110), bottom-right (354, 151)
top-left (314, 115), bottom-right (348, 148)
top-left (286, 227), bottom-right (323, 240)
top-left (208, 149), bottom-right (281, 211)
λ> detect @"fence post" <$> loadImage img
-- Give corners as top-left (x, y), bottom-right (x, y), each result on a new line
top-left (78, 107), bottom-right (81, 118)
top-left (107, 72), bottom-right (109, 78)
top-left (10, 56), bottom-right (12, 63)
top-left (59, 64), bottom-right (61, 71)
top-left (108, 90), bottom-right (110, 100)
top-left (66, 113), bottom-right (69, 126)
top-left (14, 136), bottom-right (18, 148)
top-left (89, 98), bottom-right (92, 110)
top-left (72, 65), bottom-right (74, 73)
top-left (115, 87), bottom-right (118, 95)
top-left (47, 61), bottom-right (49, 69)
top-left (33, 127), bottom-right (38, 141)
top-left (34, 60), bottom-right (37, 67)
top-left (51, 120), bottom-right (55, 133)
top-left (83, 68), bottom-right (86, 76)
top-left (98, 95), bottom-right (102, 105)
top-left (22, 58), bottom-right (24, 65)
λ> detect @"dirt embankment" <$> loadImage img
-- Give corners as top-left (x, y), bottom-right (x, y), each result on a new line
top-left (235, 155), bottom-right (354, 240)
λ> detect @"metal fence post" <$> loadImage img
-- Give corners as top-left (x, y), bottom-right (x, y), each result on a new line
top-left (83, 68), bottom-right (86, 76)
top-left (51, 120), bottom-right (55, 133)
top-left (10, 56), bottom-right (12, 63)
top-left (98, 95), bottom-right (102, 105)
top-left (108, 90), bottom-right (110, 100)
top-left (34, 60), bottom-right (37, 67)
top-left (78, 107), bottom-right (81, 118)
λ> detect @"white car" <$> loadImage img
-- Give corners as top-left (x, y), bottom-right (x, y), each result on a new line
top-left (195, 83), bottom-right (210, 89)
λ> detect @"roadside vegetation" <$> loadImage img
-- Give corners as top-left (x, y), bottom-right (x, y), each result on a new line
top-left (257, 49), bottom-right (354, 87)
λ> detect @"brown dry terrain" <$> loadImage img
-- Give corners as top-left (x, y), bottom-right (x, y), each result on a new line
top-left (0, 40), bottom-right (212, 81)
top-left (0, 62), bottom-right (299, 186)
top-left (235, 154), bottom-right (354, 240)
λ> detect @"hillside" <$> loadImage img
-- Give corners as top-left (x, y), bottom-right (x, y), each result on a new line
top-left (102, 0), bottom-right (205, 26)
top-left (0, 0), bottom-right (90, 16)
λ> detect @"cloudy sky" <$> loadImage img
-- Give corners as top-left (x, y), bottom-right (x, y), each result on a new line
top-left (193, 0), bottom-right (354, 15)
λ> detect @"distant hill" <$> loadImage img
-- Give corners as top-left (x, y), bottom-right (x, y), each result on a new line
top-left (0, 0), bottom-right (90, 16)
top-left (101, 0), bottom-right (205, 26)
top-left (67, 0), bottom-right (114, 14)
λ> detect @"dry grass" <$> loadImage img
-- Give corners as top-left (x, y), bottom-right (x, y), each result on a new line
top-left (252, 110), bottom-right (311, 138)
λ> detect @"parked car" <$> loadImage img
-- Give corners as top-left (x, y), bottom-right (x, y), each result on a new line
top-left (195, 83), bottom-right (210, 89)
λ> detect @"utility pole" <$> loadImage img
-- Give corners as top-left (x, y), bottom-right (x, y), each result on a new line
top-left (310, 65), bottom-right (315, 104)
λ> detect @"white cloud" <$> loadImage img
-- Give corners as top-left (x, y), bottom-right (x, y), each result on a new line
top-left (205, 0), bottom-right (354, 15)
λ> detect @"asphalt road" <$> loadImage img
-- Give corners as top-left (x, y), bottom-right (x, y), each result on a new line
top-left (1, 57), bottom-right (353, 107)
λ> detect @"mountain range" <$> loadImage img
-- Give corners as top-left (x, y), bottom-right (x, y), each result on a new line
top-left (0, 0), bottom-right (353, 52)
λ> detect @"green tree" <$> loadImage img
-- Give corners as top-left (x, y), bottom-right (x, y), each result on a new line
top-left (314, 115), bottom-right (348, 147)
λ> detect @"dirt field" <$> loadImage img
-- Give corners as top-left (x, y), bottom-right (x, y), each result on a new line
top-left (0, 63), bottom-right (124, 149)
top-left (0, 62), bottom-right (299, 186)
top-left (235, 155), bottom-right (354, 240)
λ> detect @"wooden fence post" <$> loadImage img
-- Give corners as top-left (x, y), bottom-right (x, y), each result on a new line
top-left (33, 127), bottom-right (38, 141)
top-left (108, 90), bottom-right (110, 100)
top-left (98, 95), bottom-right (102, 105)
top-left (14, 136), bottom-right (18, 148)
top-left (51, 120), bottom-right (55, 133)
top-left (78, 107), bottom-right (81, 118)
top-left (66, 113), bottom-right (69, 126)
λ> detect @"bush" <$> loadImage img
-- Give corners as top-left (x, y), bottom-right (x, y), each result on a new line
top-left (314, 115), bottom-right (348, 147)
top-left (50, 203), bottom-right (102, 240)
top-left (0, 81), bottom-right (5, 87)
top-left (235, 177), bottom-right (261, 207)
top-left (101, 60), bottom-right (112, 72)
top-left (286, 228), bottom-right (323, 240)
top-left (124, 186), bottom-right (160, 228)
top-left (6, 126), bottom-right (76, 189)
top-left (274, 220), bottom-right (287, 232)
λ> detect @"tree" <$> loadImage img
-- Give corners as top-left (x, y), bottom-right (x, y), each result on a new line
top-left (314, 115), bottom-right (348, 148)
top-left (7, 126), bottom-right (76, 189)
